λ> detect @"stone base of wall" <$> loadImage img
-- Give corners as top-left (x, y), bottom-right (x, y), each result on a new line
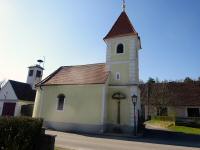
top-left (106, 124), bottom-right (134, 134)
top-left (44, 121), bottom-right (134, 134)
top-left (44, 121), bottom-right (105, 134)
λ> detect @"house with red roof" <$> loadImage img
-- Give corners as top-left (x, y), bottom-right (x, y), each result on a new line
top-left (140, 82), bottom-right (200, 120)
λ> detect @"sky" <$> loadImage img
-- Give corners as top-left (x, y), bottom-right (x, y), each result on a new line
top-left (0, 0), bottom-right (200, 83)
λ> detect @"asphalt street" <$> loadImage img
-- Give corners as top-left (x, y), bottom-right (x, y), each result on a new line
top-left (46, 130), bottom-right (200, 150)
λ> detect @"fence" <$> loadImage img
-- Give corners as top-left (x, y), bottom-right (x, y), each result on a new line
top-left (175, 117), bottom-right (200, 128)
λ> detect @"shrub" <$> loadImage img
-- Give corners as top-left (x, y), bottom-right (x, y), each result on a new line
top-left (0, 117), bottom-right (43, 150)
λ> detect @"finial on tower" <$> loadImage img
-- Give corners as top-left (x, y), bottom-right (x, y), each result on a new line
top-left (122, 0), bottom-right (126, 12)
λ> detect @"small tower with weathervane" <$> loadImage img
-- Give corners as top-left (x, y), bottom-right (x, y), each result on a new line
top-left (26, 60), bottom-right (44, 90)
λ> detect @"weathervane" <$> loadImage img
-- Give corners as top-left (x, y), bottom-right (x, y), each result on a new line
top-left (122, 0), bottom-right (126, 12)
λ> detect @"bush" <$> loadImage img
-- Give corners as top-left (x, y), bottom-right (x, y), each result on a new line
top-left (0, 117), bottom-right (43, 150)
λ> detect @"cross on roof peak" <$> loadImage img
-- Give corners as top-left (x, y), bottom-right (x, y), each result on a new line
top-left (122, 0), bottom-right (126, 12)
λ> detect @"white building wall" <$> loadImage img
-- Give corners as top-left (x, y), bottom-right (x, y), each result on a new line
top-left (130, 86), bottom-right (140, 127)
top-left (14, 102), bottom-right (21, 116)
top-left (26, 66), bottom-right (43, 90)
top-left (0, 81), bottom-right (18, 100)
top-left (0, 101), bottom-right (4, 115)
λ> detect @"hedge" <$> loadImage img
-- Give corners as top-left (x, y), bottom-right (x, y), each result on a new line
top-left (0, 117), bottom-right (43, 150)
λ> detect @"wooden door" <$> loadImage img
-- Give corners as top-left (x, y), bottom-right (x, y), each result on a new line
top-left (2, 103), bottom-right (16, 116)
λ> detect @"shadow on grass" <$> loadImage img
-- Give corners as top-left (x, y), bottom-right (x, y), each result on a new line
top-left (68, 129), bottom-right (200, 149)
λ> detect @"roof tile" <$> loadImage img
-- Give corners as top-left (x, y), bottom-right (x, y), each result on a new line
top-left (104, 12), bottom-right (137, 40)
top-left (40, 63), bottom-right (109, 86)
top-left (140, 82), bottom-right (200, 106)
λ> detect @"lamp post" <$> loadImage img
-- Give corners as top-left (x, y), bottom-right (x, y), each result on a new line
top-left (131, 94), bottom-right (137, 136)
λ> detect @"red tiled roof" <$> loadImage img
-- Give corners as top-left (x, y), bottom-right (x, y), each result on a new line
top-left (104, 12), bottom-right (138, 40)
top-left (39, 63), bottom-right (109, 86)
top-left (140, 82), bottom-right (200, 106)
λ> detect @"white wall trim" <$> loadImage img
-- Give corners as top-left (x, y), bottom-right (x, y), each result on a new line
top-left (14, 102), bottom-right (21, 116)
top-left (107, 60), bottom-right (129, 65)
top-left (0, 101), bottom-right (3, 116)
top-left (130, 86), bottom-right (140, 127)
top-left (101, 86), bottom-right (106, 124)
top-left (106, 43), bottom-right (111, 63)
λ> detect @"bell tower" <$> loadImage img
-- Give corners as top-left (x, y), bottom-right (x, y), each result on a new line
top-left (104, 12), bottom-right (141, 86)
top-left (26, 60), bottom-right (44, 90)
top-left (104, 2), bottom-right (142, 133)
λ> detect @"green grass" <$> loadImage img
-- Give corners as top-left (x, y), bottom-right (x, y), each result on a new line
top-left (146, 119), bottom-right (200, 135)
top-left (169, 126), bottom-right (200, 135)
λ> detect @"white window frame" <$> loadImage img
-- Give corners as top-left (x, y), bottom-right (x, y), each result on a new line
top-left (115, 43), bottom-right (125, 55)
top-left (116, 72), bottom-right (121, 80)
top-left (56, 96), bottom-right (65, 112)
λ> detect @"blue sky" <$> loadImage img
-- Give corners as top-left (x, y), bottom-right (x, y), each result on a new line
top-left (0, 0), bottom-right (200, 82)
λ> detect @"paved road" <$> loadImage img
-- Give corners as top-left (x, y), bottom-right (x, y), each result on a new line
top-left (46, 130), bottom-right (200, 150)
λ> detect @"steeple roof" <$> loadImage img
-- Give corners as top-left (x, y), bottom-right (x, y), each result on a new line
top-left (104, 11), bottom-right (138, 40)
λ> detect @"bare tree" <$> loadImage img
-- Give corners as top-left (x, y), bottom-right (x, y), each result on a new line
top-left (152, 83), bottom-right (171, 116)
top-left (142, 82), bottom-right (173, 116)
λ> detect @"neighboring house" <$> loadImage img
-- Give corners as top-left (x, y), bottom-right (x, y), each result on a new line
top-left (33, 8), bottom-right (142, 134)
top-left (0, 64), bottom-right (44, 116)
top-left (140, 82), bottom-right (200, 120)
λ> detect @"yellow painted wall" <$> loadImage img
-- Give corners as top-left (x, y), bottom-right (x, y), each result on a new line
top-left (18, 100), bottom-right (34, 105)
top-left (107, 87), bottom-right (131, 126)
top-left (110, 63), bottom-right (129, 85)
top-left (33, 88), bottom-right (42, 117)
top-left (34, 84), bottom-right (104, 125)
top-left (110, 40), bottom-right (130, 62)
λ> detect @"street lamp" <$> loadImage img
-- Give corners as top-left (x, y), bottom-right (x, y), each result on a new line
top-left (131, 94), bottom-right (137, 136)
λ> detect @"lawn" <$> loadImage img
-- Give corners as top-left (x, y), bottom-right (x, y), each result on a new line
top-left (169, 125), bottom-right (200, 135)
top-left (146, 119), bottom-right (200, 135)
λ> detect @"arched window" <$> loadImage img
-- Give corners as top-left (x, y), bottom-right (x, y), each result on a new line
top-left (57, 94), bottom-right (65, 111)
top-left (116, 43), bottom-right (124, 54)
top-left (116, 72), bottom-right (120, 80)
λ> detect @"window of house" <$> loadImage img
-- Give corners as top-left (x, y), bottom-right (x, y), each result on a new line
top-left (187, 108), bottom-right (200, 117)
top-left (157, 107), bottom-right (168, 116)
top-left (29, 70), bottom-right (33, 76)
top-left (36, 70), bottom-right (42, 78)
top-left (116, 72), bottom-right (120, 80)
top-left (116, 43), bottom-right (124, 54)
top-left (57, 94), bottom-right (65, 111)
